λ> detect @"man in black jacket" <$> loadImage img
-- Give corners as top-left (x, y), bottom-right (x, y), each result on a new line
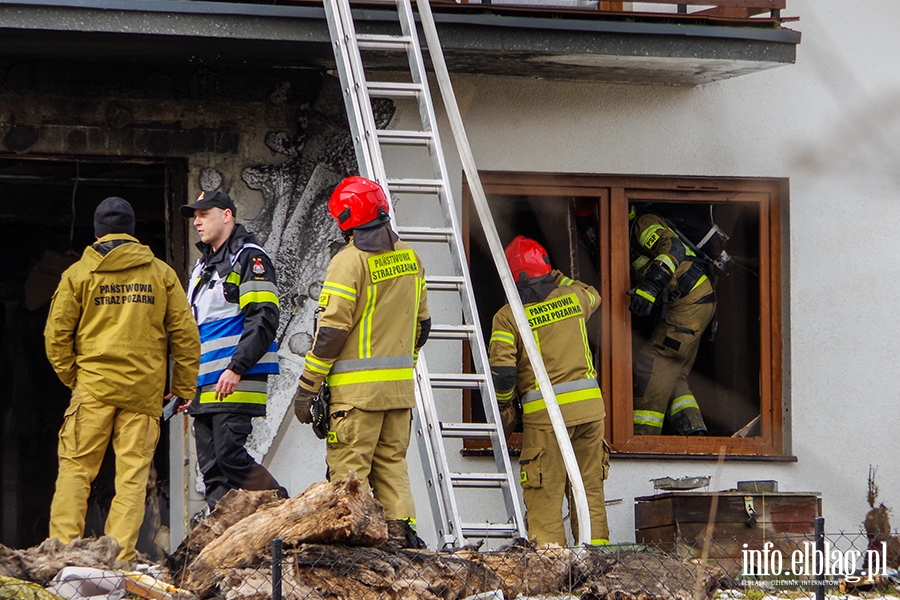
top-left (181, 191), bottom-right (287, 509)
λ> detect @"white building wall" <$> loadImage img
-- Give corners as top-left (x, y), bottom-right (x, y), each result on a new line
top-left (264, 0), bottom-right (900, 546)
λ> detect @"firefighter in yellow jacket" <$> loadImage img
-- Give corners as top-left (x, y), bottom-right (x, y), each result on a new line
top-left (628, 207), bottom-right (719, 436)
top-left (44, 197), bottom-right (200, 562)
top-left (489, 236), bottom-right (609, 547)
top-left (292, 176), bottom-right (430, 544)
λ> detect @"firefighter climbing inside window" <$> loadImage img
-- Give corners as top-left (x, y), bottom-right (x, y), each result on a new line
top-left (292, 176), bottom-right (431, 548)
top-left (488, 236), bottom-right (610, 547)
top-left (628, 203), bottom-right (729, 436)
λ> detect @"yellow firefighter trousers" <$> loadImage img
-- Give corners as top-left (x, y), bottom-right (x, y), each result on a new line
top-left (520, 419), bottom-right (610, 547)
top-left (326, 405), bottom-right (415, 521)
top-left (633, 298), bottom-right (715, 435)
top-left (49, 384), bottom-right (160, 563)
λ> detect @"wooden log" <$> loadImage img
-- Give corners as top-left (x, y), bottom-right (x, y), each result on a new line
top-left (167, 488), bottom-right (284, 575)
top-left (207, 542), bottom-right (727, 600)
top-left (184, 475), bottom-right (388, 596)
top-left (178, 478), bottom-right (731, 600)
top-left (124, 576), bottom-right (174, 600)
top-left (580, 550), bottom-right (725, 600)
top-left (455, 539), bottom-right (577, 597)
top-left (281, 545), bottom-right (504, 600)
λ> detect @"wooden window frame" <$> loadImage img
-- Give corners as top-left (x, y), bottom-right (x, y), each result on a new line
top-left (462, 171), bottom-right (786, 458)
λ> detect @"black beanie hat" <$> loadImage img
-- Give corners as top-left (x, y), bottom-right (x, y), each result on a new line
top-left (94, 196), bottom-right (135, 237)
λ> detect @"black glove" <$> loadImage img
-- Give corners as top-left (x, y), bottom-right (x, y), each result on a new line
top-left (292, 386), bottom-right (316, 424)
top-left (628, 262), bottom-right (671, 317)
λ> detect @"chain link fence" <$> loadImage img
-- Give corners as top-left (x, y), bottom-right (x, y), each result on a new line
top-left (1, 529), bottom-right (898, 599)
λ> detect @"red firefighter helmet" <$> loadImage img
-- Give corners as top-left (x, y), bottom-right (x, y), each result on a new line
top-left (328, 176), bottom-right (390, 231)
top-left (505, 235), bottom-right (551, 283)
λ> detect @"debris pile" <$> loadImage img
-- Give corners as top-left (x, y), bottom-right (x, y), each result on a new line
top-left (0, 474), bottom-right (728, 600)
top-left (0, 537), bottom-right (121, 583)
top-left (0, 536), bottom-right (191, 600)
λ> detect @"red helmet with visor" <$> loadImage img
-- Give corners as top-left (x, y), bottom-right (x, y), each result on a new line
top-left (328, 176), bottom-right (391, 231)
top-left (505, 235), bottom-right (551, 283)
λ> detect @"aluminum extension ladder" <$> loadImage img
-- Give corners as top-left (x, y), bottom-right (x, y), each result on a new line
top-left (322, 0), bottom-right (527, 547)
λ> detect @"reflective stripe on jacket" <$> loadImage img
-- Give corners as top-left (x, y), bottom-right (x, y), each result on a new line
top-left (488, 272), bottom-right (605, 429)
top-left (44, 234), bottom-right (200, 417)
top-left (188, 228), bottom-right (280, 416)
top-left (300, 239), bottom-right (429, 411)
top-left (521, 378), bottom-right (603, 416)
top-left (630, 213), bottom-right (713, 303)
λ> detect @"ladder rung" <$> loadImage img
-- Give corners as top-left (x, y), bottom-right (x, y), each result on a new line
top-left (367, 81), bottom-right (423, 98)
top-left (356, 33), bottom-right (412, 51)
top-left (387, 178), bottom-right (444, 194)
top-left (425, 275), bottom-right (463, 291)
top-left (430, 373), bottom-right (485, 389)
top-left (429, 324), bottom-right (475, 340)
top-left (461, 523), bottom-right (520, 538)
top-left (377, 130), bottom-right (433, 146)
top-left (396, 226), bottom-right (453, 242)
top-left (440, 422), bottom-right (498, 439)
top-left (451, 473), bottom-right (509, 488)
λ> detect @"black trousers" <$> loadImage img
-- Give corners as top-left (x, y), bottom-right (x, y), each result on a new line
top-left (193, 413), bottom-right (286, 509)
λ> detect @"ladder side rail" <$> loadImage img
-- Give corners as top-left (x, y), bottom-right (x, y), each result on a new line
top-left (322, 0), bottom-right (374, 181)
top-left (412, 356), bottom-right (467, 548)
top-left (324, 0), bottom-right (389, 186)
top-left (414, 0), bottom-right (592, 547)
top-left (393, 0), bottom-right (475, 332)
top-left (335, 0), bottom-right (390, 185)
top-left (394, 0), bottom-right (526, 537)
top-left (341, 0), bottom-right (392, 186)
top-left (394, 0), bottom-right (439, 154)
top-left (393, 0), bottom-right (487, 366)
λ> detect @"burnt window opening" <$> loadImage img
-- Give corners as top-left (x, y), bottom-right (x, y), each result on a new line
top-left (627, 200), bottom-right (762, 438)
top-left (463, 173), bottom-right (784, 458)
top-left (0, 157), bottom-right (183, 555)
top-left (466, 195), bottom-right (602, 453)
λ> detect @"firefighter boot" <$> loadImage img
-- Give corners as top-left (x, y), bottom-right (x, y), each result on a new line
top-left (387, 519), bottom-right (427, 549)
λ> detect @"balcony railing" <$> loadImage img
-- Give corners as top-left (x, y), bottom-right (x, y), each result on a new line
top-left (445, 1), bottom-right (784, 19)
top-left (207, 0), bottom-right (788, 23)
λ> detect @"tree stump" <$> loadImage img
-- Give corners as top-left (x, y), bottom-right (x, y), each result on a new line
top-left (184, 474), bottom-right (387, 596)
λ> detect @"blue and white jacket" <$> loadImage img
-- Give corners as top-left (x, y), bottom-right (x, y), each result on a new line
top-left (187, 225), bottom-right (280, 416)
